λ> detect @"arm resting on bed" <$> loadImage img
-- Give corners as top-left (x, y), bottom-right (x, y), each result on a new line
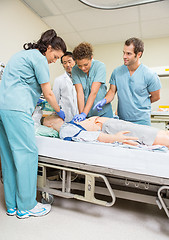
top-left (97, 131), bottom-right (138, 145)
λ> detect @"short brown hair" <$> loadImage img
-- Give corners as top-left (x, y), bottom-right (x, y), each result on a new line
top-left (125, 37), bottom-right (144, 58)
top-left (73, 42), bottom-right (93, 60)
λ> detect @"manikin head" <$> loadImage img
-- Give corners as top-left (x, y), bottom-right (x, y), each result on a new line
top-left (41, 114), bottom-right (64, 132)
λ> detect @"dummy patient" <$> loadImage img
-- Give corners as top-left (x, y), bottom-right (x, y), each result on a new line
top-left (41, 114), bottom-right (169, 148)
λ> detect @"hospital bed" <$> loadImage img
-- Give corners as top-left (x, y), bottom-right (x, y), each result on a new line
top-left (36, 136), bottom-right (169, 218)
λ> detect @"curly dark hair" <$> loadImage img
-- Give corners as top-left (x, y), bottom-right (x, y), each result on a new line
top-left (125, 37), bottom-right (144, 58)
top-left (23, 29), bottom-right (67, 55)
top-left (73, 42), bottom-right (93, 60)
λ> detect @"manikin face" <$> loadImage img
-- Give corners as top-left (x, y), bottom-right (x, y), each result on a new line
top-left (43, 115), bottom-right (63, 132)
top-left (76, 57), bottom-right (93, 74)
top-left (62, 56), bottom-right (75, 74)
top-left (123, 44), bottom-right (141, 67)
top-left (45, 45), bottom-right (64, 64)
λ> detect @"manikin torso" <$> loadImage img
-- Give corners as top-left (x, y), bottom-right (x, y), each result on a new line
top-left (77, 116), bottom-right (109, 131)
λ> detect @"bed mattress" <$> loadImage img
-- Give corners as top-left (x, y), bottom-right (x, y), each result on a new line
top-left (36, 136), bottom-right (169, 179)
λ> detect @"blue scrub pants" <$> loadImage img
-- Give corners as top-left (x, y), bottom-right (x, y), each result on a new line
top-left (0, 110), bottom-right (38, 211)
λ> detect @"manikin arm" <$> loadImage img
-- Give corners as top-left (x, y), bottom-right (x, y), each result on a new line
top-left (97, 131), bottom-right (138, 146)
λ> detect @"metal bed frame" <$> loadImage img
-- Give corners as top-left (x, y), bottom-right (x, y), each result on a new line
top-left (37, 155), bottom-right (169, 218)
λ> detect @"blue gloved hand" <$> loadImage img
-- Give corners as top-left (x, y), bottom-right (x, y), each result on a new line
top-left (56, 109), bottom-right (65, 120)
top-left (72, 112), bottom-right (87, 122)
top-left (93, 98), bottom-right (107, 112)
top-left (113, 115), bottom-right (119, 119)
top-left (37, 98), bottom-right (45, 106)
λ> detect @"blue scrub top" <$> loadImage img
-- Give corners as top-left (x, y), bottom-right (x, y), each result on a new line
top-left (109, 64), bottom-right (161, 125)
top-left (72, 59), bottom-right (112, 117)
top-left (0, 49), bottom-right (50, 115)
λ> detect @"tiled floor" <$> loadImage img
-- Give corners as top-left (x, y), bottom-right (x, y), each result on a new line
top-left (0, 181), bottom-right (169, 240)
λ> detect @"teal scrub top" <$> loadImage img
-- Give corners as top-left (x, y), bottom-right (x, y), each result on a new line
top-left (0, 49), bottom-right (49, 115)
top-left (109, 64), bottom-right (161, 125)
top-left (72, 59), bottom-right (112, 117)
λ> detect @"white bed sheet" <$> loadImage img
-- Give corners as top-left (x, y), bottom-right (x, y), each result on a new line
top-left (36, 136), bottom-right (169, 179)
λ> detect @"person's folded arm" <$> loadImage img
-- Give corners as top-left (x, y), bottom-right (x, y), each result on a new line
top-left (150, 89), bottom-right (160, 103)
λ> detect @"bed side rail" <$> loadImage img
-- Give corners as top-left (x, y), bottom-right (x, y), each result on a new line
top-left (38, 163), bottom-right (116, 207)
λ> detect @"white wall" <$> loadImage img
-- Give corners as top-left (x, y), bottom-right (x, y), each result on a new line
top-left (0, 0), bottom-right (64, 86)
top-left (93, 38), bottom-right (169, 111)
top-left (1, 0), bottom-right (169, 110)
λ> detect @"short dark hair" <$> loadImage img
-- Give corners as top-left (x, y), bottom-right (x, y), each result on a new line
top-left (61, 51), bottom-right (74, 64)
top-left (125, 37), bottom-right (144, 58)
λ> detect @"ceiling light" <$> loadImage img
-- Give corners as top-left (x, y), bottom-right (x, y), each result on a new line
top-left (79, 0), bottom-right (164, 10)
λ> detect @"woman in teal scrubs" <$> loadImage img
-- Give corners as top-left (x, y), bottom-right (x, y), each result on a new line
top-left (0, 29), bottom-right (66, 219)
top-left (72, 42), bottom-right (113, 122)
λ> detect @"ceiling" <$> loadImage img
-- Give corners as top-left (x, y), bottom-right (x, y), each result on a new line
top-left (21, 0), bottom-right (169, 48)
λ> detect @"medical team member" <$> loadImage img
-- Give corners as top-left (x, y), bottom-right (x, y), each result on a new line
top-left (72, 42), bottom-right (113, 122)
top-left (53, 52), bottom-right (79, 121)
top-left (94, 37), bottom-right (161, 126)
top-left (0, 29), bottom-right (66, 219)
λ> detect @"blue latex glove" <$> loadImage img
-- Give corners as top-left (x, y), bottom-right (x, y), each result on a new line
top-left (56, 109), bottom-right (65, 120)
top-left (72, 112), bottom-right (87, 122)
top-left (37, 98), bottom-right (45, 106)
top-left (93, 98), bottom-right (107, 112)
top-left (113, 115), bottom-right (119, 119)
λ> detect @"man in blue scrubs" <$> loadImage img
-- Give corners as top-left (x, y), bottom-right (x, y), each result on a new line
top-left (94, 38), bottom-right (161, 126)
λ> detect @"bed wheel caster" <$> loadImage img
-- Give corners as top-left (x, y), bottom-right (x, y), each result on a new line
top-left (41, 192), bottom-right (54, 205)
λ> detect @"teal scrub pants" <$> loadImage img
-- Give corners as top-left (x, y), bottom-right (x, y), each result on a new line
top-left (0, 110), bottom-right (38, 211)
